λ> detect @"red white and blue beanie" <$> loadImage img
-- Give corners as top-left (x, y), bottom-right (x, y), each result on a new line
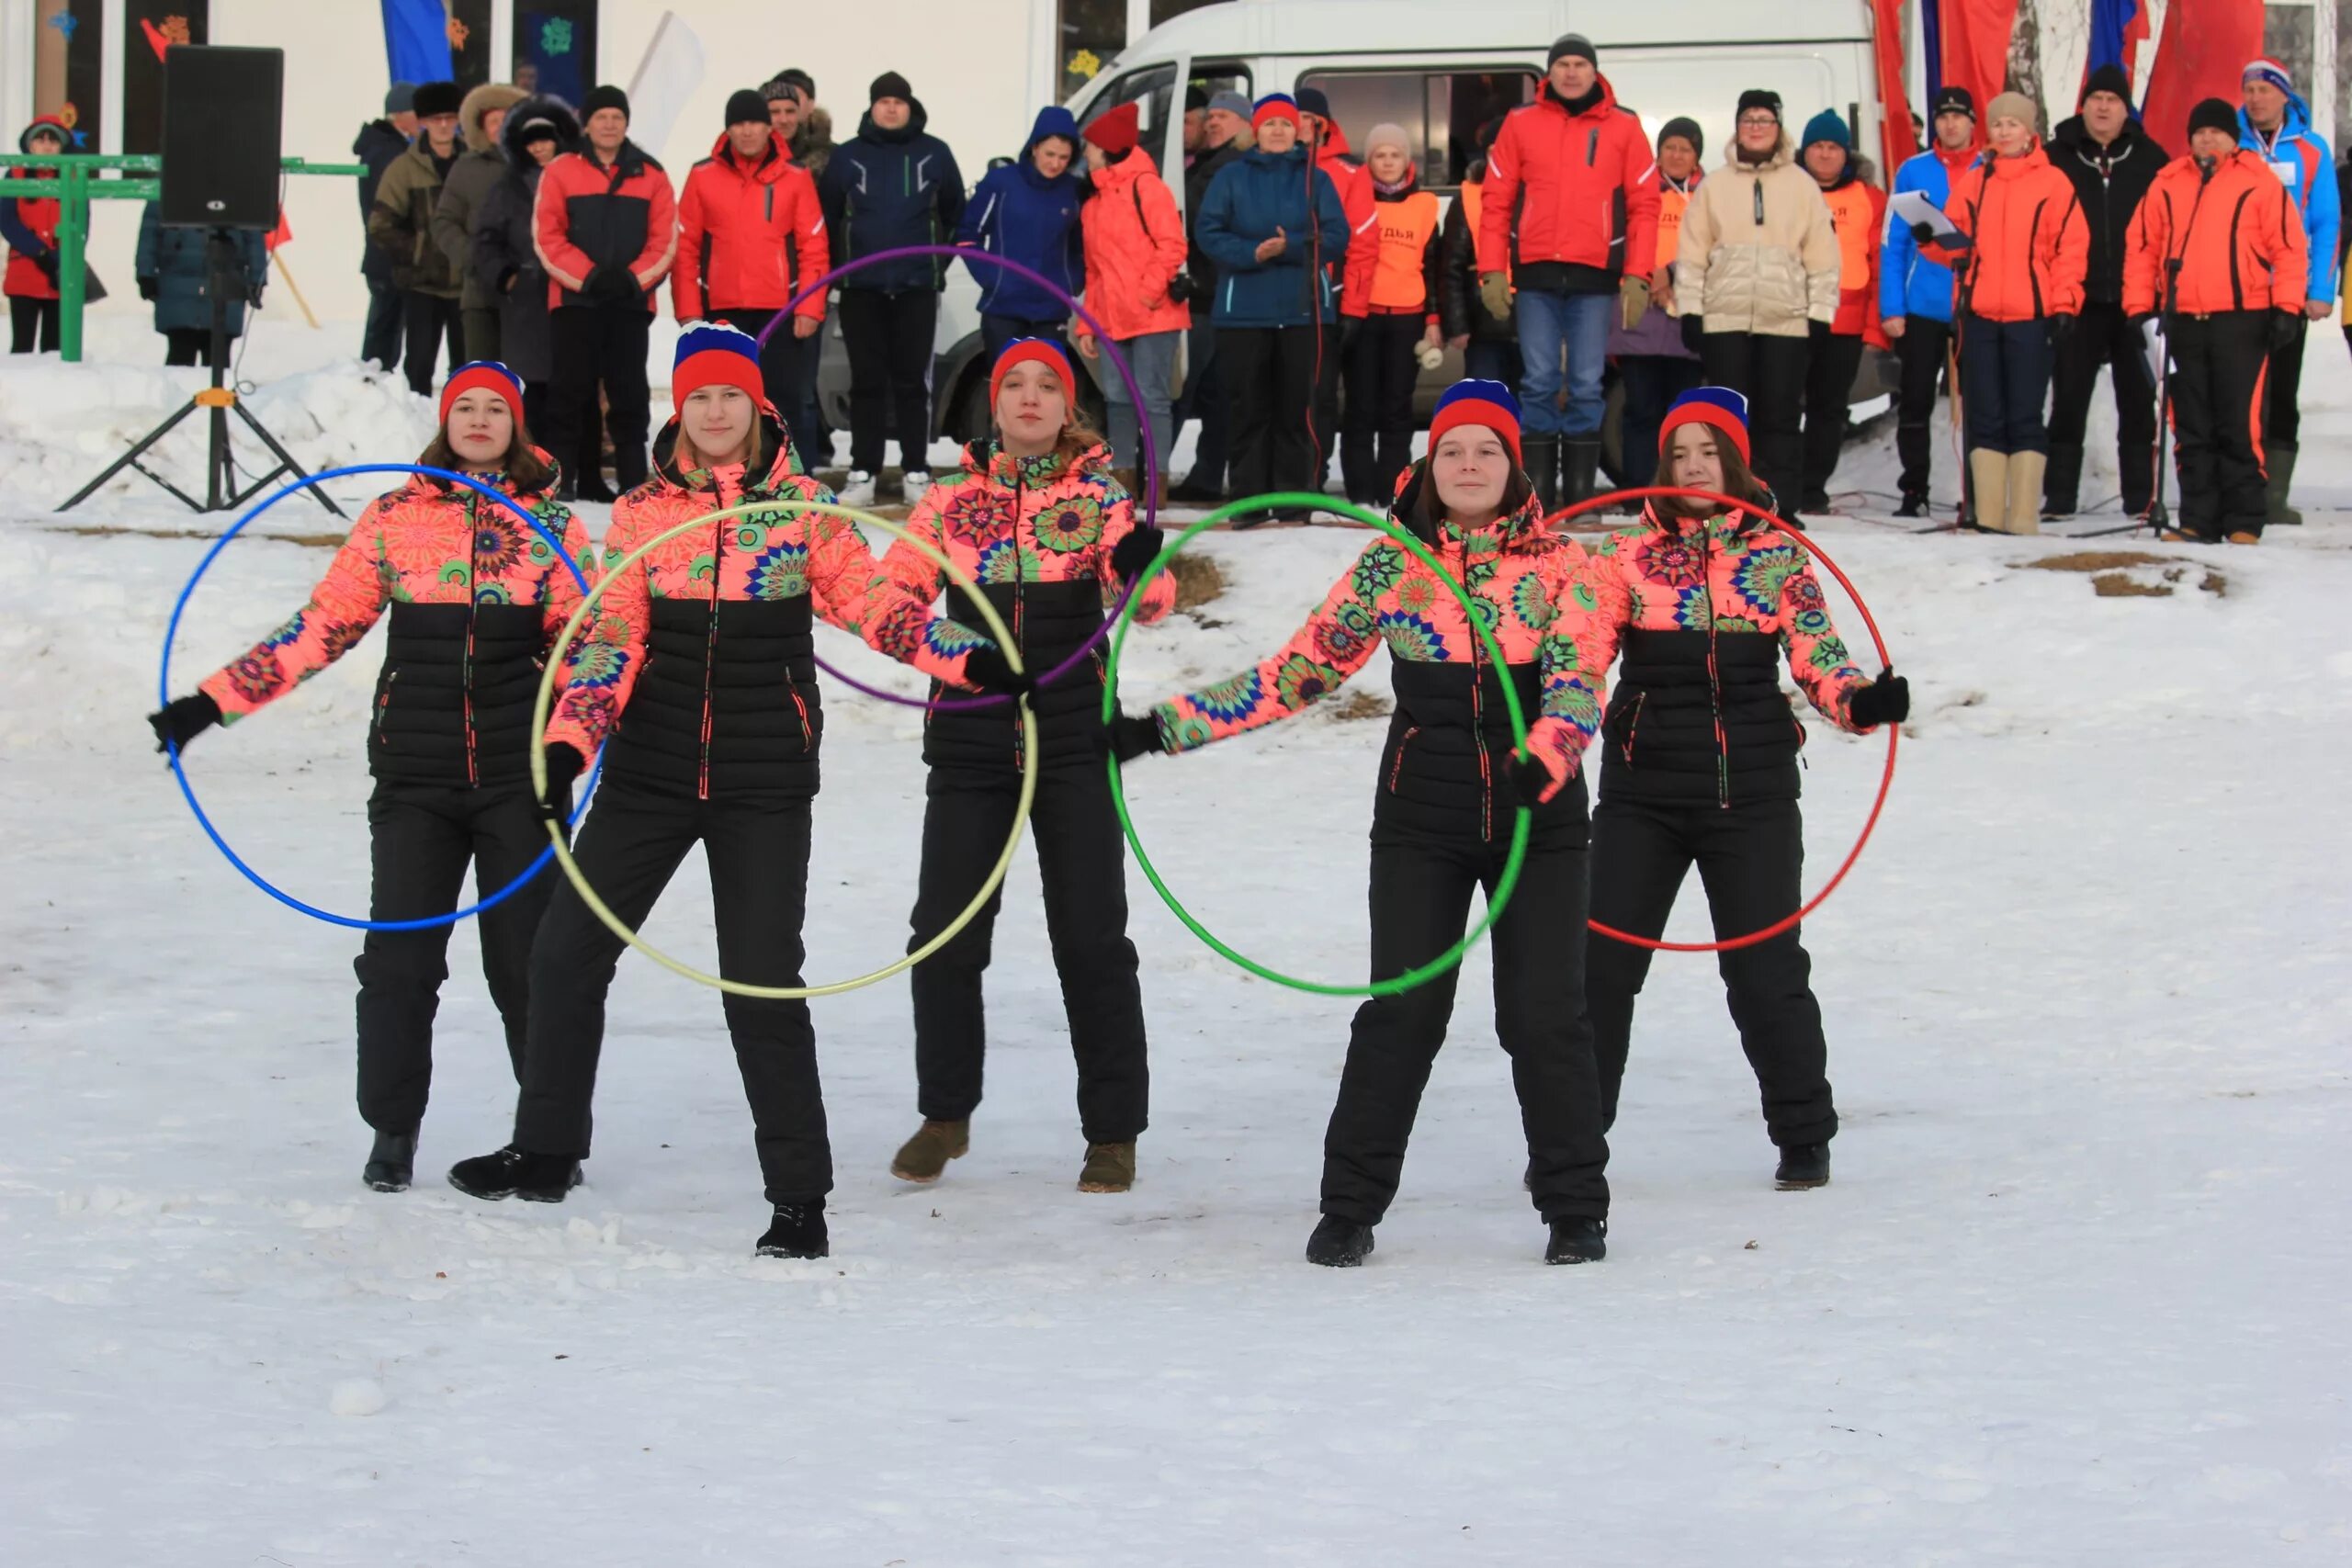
top-left (989, 336), bottom-right (1075, 406)
top-left (1252, 93), bottom-right (1300, 130)
top-left (2243, 59), bottom-right (2293, 96)
top-left (1427, 378), bottom-right (1522, 462)
top-left (439, 360), bottom-right (526, 425)
top-left (1658, 385), bottom-right (1751, 462)
top-left (673, 321), bottom-right (766, 410)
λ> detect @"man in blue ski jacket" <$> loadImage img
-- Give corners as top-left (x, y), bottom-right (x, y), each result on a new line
top-left (2238, 57), bottom-right (2338, 525)
top-left (1880, 85), bottom-right (1979, 517)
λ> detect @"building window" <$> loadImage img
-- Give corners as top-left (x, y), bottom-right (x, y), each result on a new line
top-left (122, 1), bottom-right (209, 158)
top-left (1058, 0), bottom-right (1125, 102)
top-left (1080, 62), bottom-right (1181, 170)
top-left (515, 2), bottom-right (597, 107)
top-left (31, 1), bottom-right (104, 154)
top-left (1295, 68), bottom-right (1535, 188)
top-left (450, 0), bottom-right (494, 91)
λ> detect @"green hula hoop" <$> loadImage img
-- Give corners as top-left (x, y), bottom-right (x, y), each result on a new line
top-left (1102, 491), bottom-right (1532, 998)
top-left (530, 498), bottom-right (1038, 1000)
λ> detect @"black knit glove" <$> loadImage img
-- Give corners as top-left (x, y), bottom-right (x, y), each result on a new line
top-left (1679, 313), bottom-right (1704, 354)
top-left (33, 252), bottom-right (59, 282)
top-left (1102, 711), bottom-right (1165, 762)
top-left (148, 692), bottom-right (222, 755)
top-left (2270, 310), bottom-right (2305, 351)
top-left (962, 645), bottom-right (1035, 699)
top-left (584, 264), bottom-right (638, 302)
top-left (1109, 525), bottom-right (1165, 584)
top-left (2047, 313), bottom-right (2076, 349)
top-left (1909, 220), bottom-right (1936, 245)
top-left (138, 276), bottom-right (159, 302)
top-left (1848, 674), bottom-right (1909, 729)
top-left (1506, 748), bottom-right (1557, 806)
top-left (536, 742), bottom-right (584, 822)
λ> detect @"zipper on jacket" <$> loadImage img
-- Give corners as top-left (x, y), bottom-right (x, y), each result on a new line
top-left (1618, 690), bottom-right (1645, 765)
top-left (698, 498), bottom-right (726, 800)
top-left (1387, 725), bottom-right (1419, 794)
top-left (1010, 464), bottom-right (1028, 773)
top-left (1460, 536), bottom-right (1494, 841)
top-left (376, 669), bottom-right (399, 748)
top-left (462, 495), bottom-right (481, 788)
top-left (786, 677), bottom-right (815, 751)
top-left (1752, 181), bottom-right (1764, 228)
top-left (1696, 522), bottom-right (1731, 809)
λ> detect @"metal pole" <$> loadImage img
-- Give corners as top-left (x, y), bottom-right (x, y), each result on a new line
top-left (56, 159), bottom-right (87, 363)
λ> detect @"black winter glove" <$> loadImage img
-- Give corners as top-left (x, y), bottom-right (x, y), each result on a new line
top-left (149, 692), bottom-right (222, 755)
top-left (1679, 314), bottom-right (1705, 354)
top-left (1506, 747), bottom-right (1558, 806)
top-left (2270, 310), bottom-right (2305, 351)
top-left (961, 645), bottom-right (1036, 699)
top-left (33, 251), bottom-right (59, 281)
top-left (138, 276), bottom-right (159, 303)
top-left (584, 264), bottom-right (638, 302)
top-left (536, 742), bottom-right (584, 822)
top-left (2048, 313), bottom-right (2076, 349)
top-left (1109, 525), bottom-right (1165, 584)
top-left (1848, 673), bottom-right (1909, 730)
top-left (1909, 220), bottom-right (1937, 245)
top-left (1102, 711), bottom-right (1166, 762)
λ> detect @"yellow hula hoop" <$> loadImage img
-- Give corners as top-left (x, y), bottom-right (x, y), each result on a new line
top-left (528, 498), bottom-right (1038, 999)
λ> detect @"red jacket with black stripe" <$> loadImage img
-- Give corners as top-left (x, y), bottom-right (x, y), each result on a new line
top-left (672, 131), bottom-right (829, 321)
top-left (531, 140), bottom-right (676, 311)
top-left (2123, 148), bottom-right (2310, 317)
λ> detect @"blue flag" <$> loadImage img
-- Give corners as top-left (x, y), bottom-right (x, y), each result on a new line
top-left (381, 0), bottom-right (452, 86)
top-left (2087, 0), bottom-right (2150, 81)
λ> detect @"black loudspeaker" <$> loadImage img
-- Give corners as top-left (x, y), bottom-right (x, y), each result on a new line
top-left (159, 46), bottom-right (284, 230)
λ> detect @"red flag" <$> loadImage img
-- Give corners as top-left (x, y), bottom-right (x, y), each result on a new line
top-left (1939, 0), bottom-right (2020, 126)
top-left (1872, 0), bottom-right (1918, 174)
top-left (266, 207), bottom-right (293, 252)
top-left (2142, 0), bottom-right (2265, 153)
top-left (140, 17), bottom-right (171, 62)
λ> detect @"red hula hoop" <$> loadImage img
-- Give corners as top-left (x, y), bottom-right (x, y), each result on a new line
top-left (1550, 486), bottom-right (1900, 954)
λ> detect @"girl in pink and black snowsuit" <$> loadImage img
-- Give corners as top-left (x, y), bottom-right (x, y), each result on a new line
top-left (1112, 379), bottom-right (1612, 1268)
top-left (1581, 387), bottom-right (1908, 1190)
top-left (445, 324), bottom-right (984, 1258)
top-left (147, 362), bottom-right (591, 1193)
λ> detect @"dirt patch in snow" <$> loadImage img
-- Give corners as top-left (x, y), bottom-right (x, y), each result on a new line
top-left (2018, 551), bottom-right (2226, 599)
top-left (1169, 553), bottom-right (1226, 613)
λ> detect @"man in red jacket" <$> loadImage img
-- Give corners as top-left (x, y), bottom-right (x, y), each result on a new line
top-left (1476, 34), bottom-right (1660, 509)
top-left (533, 84), bottom-right (675, 499)
top-left (673, 89), bottom-right (830, 454)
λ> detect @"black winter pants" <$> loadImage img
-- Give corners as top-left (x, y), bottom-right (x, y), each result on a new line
top-left (1175, 316), bottom-right (1228, 492)
top-left (1322, 827), bottom-right (1610, 1227)
top-left (1585, 795), bottom-right (1838, 1148)
top-left (1959, 311), bottom-right (2052, 456)
top-left (9, 296), bottom-right (60, 354)
top-left (363, 276), bottom-right (403, 374)
top-left (461, 304), bottom-right (502, 366)
top-left (981, 311), bottom-right (1071, 364)
top-left (163, 327), bottom-right (228, 367)
top-left (1618, 353), bottom-right (1703, 491)
top-left (2264, 312), bottom-right (2306, 448)
top-left (546, 305), bottom-right (651, 491)
top-left (907, 763), bottom-right (1148, 1142)
top-left (354, 782), bottom-right (554, 1134)
top-left (1801, 324), bottom-right (1865, 506)
top-left (840, 288), bottom-right (937, 475)
top-left (2046, 300), bottom-right (2157, 512)
top-left (514, 782), bottom-right (830, 1205)
top-left (2167, 311), bottom-right (2270, 540)
top-left (401, 290), bottom-right (463, 398)
top-left (1341, 313), bottom-right (1423, 502)
top-left (1218, 324), bottom-right (1322, 506)
top-left (713, 306), bottom-right (813, 446)
top-left (1893, 318), bottom-right (1953, 499)
top-left (1699, 332), bottom-right (1808, 507)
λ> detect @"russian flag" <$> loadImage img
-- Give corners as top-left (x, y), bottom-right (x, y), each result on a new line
top-left (2086, 0), bottom-right (2151, 84)
top-left (380, 0), bottom-right (452, 87)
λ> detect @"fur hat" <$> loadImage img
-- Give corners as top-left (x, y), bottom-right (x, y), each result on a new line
top-left (411, 81), bottom-right (464, 120)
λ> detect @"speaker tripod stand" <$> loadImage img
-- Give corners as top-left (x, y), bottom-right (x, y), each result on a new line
top-left (58, 229), bottom-right (340, 519)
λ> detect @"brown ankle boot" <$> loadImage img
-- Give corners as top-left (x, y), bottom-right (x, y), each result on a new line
top-left (1077, 1141), bottom-right (1136, 1193)
top-left (889, 1119), bottom-right (969, 1183)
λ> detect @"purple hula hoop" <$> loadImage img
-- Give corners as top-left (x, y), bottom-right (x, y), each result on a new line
top-left (753, 243), bottom-right (1156, 712)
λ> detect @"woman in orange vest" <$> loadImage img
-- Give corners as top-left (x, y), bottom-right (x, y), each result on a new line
top-left (1606, 117), bottom-right (1705, 491)
top-left (1797, 109), bottom-right (1887, 514)
top-left (1928, 91), bottom-right (2088, 535)
top-left (1339, 123), bottom-right (1443, 504)
top-left (2126, 98), bottom-right (2310, 543)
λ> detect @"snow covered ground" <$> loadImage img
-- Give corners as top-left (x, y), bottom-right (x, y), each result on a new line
top-left (2, 325), bottom-right (2347, 1564)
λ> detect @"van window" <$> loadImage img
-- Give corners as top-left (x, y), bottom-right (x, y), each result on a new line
top-left (1059, 0), bottom-right (1127, 102)
top-left (1295, 69), bottom-right (1535, 188)
top-left (1081, 62), bottom-right (1179, 169)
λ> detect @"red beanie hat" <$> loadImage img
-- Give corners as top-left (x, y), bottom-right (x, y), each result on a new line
top-left (672, 321), bottom-right (768, 412)
top-left (439, 360), bottom-right (526, 426)
top-left (989, 336), bottom-right (1075, 408)
top-left (1252, 93), bottom-right (1300, 131)
top-left (1426, 378), bottom-right (1522, 463)
top-left (1084, 102), bottom-right (1139, 155)
top-left (1657, 386), bottom-right (1752, 462)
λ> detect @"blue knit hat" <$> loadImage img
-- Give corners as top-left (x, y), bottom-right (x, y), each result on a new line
top-left (1801, 108), bottom-right (1851, 151)
top-left (1659, 386), bottom-right (1750, 460)
top-left (673, 321), bottom-right (766, 411)
top-left (1428, 378), bottom-right (1522, 461)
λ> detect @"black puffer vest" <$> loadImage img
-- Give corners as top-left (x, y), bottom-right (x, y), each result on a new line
top-left (1599, 629), bottom-right (1804, 807)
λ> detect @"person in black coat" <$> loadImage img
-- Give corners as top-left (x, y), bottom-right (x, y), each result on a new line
top-left (1170, 89), bottom-right (1250, 502)
top-left (355, 84), bottom-right (415, 375)
top-left (2042, 64), bottom-right (2168, 518)
top-left (471, 96), bottom-right (581, 442)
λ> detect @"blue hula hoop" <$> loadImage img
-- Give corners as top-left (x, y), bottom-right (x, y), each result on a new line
top-left (158, 463), bottom-right (601, 932)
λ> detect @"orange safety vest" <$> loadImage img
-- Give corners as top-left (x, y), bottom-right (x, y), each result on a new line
top-left (1820, 176), bottom-right (1886, 340)
top-left (1368, 188), bottom-right (1442, 310)
top-left (1655, 179), bottom-right (1693, 276)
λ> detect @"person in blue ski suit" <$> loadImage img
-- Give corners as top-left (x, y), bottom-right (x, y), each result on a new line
top-left (2237, 58), bottom-right (2339, 525)
top-left (956, 106), bottom-right (1085, 360)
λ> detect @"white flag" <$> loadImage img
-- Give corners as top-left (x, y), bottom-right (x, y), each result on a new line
top-left (625, 12), bottom-right (707, 162)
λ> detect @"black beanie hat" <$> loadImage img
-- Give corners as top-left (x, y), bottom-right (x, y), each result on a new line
top-left (411, 81), bottom-right (464, 120)
top-left (1185, 85), bottom-right (1208, 113)
top-left (2079, 63), bottom-right (2134, 108)
top-left (2188, 97), bottom-right (2240, 140)
top-left (1295, 85), bottom-right (1332, 120)
top-left (725, 88), bottom-right (769, 127)
top-left (1657, 116), bottom-right (1704, 158)
top-left (1932, 85), bottom-right (1976, 120)
top-left (581, 85), bottom-right (630, 122)
top-left (1548, 33), bottom-right (1597, 67)
top-left (870, 71), bottom-right (912, 106)
top-left (1737, 88), bottom-right (1782, 122)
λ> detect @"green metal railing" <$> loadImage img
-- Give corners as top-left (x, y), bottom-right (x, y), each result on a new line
top-left (0, 153), bottom-right (364, 362)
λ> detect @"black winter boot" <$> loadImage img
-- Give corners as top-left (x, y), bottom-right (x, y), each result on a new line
top-left (1305, 1214), bottom-right (1375, 1268)
top-left (1522, 435), bottom-right (1561, 517)
top-left (2266, 444), bottom-right (2301, 525)
top-left (1894, 490), bottom-right (1928, 519)
top-left (447, 1145), bottom-right (582, 1202)
top-left (363, 1130), bottom-right (416, 1193)
top-left (1562, 437), bottom-right (1602, 512)
top-left (2041, 441), bottom-right (2084, 519)
top-left (755, 1203), bottom-right (829, 1259)
top-left (1545, 1217), bottom-right (1607, 1264)
top-left (1774, 1143), bottom-right (1832, 1190)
